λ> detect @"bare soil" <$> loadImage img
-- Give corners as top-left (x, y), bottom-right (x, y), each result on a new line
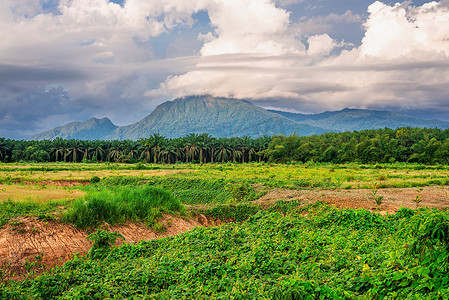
top-left (256, 186), bottom-right (449, 213)
top-left (0, 214), bottom-right (212, 281)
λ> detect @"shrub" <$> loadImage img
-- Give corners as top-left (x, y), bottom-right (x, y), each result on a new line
top-left (90, 176), bottom-right (101, 183)
top-left (87, 230), bottom-right (124, 259)
top-left (63, 186), bottom-right (184, 229)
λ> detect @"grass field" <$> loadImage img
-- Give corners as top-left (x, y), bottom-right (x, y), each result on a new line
top-left (1, 162), bottom-right (449, 298)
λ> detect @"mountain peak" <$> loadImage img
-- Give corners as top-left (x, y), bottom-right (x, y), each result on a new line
top-left (30, 96), bottom-right (449, 141)
top-left (30, 117), bottom-right (118, 141)
top-left (105, 96), bottom-right (319, 140)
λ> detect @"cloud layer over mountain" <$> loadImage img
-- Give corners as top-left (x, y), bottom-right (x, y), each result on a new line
top-left (1, 0), bottom-right (449, 139)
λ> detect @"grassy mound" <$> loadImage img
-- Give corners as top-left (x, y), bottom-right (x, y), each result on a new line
top-left (63, 185), bottom-right (185, 229)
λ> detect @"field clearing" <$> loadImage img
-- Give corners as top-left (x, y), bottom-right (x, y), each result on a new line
top-left (0, 167), bottom-right (194, 182)
top-left (1, 162), bottom-right (449, 188)
top-left (0, 184), bottom-right (85, 202)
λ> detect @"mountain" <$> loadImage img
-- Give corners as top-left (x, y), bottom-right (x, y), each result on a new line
top-left (104, 96), bottom-right (324, 140)
top-left (30, 96), bottom-right (449, 141)
top-left (30, 117), bottom-right (118, 141)
top-left (269, 108), bottom-right (449, 132)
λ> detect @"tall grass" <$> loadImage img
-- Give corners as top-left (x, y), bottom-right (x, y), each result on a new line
top-left (0, 199), bottom-right (65, 228)
top-left (63, 185), bottom-right (184, 229)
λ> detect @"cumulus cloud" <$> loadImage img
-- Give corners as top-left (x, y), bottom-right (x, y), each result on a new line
top-left (2, 0), bottom-right (449, 139)
top-left (199, 0), bottom-right (304, 56)
top-left (150, 0), bottom-right (449, 117)
top-left (361, 1), bottom-right (449, 59)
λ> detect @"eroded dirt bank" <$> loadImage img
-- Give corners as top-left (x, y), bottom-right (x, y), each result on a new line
top-left (0, 214), bottom-right (211, 280)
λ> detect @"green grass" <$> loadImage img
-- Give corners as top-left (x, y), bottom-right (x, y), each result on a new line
top-left (0, 199), bottom-right (66, 228)
top-left (63, 185), bottom-right (185, 229)
top-left (2, 203), bottom-right (448, 299)
top-left (3, 162), bottom-right (449, 190)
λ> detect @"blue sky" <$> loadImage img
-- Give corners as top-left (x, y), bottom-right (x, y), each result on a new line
top-left (1, 0), bottom-right (449, 139)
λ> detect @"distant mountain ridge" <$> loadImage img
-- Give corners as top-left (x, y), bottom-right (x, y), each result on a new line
top-left (269, 108), bottom-right (449, 132)
top-left (31, 117), bottom-right (118, 141)
top-left (30, 96), bottom-right (449, 141)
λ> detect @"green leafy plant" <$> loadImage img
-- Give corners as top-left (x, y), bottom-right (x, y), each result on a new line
top-left (90, 175), bottom-right (101, 183)
top-left (412, 187), bottom-right (423, 209)
top-left (370, 182), bottom-right (384, 211)
top-left (86, 230), bottom-right (124, 259)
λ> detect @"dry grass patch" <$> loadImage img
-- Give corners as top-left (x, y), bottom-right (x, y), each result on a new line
top-left (0, 169), bottom-right (193, 182)
top-left (0, 184), bottom-right (85, 202)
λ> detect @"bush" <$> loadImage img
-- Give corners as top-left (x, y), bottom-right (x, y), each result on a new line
top-left (90, 176), bottom-right (101, 183)
top-left (87, 230), bottom-right (124, 259)
top-left (63, 186), bottom-right (184, 229)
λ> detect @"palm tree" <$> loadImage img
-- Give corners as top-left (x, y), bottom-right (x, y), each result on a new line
top-left (150, 133), bottom-right (166, 164)
top-left (184, 133), bottom-right (200, 163)
top-left (47, 138), bottom-right (66, 162)
top-left (139, 138), bottom-right (152, 163)
top-left (88, 140), bottom-right (106, 162)
top-left (160, 143), bottom-right (177, 164)
top-left (172, 138), bottom-right (185, 163)
top-left (122, 140), bottom-right (140, 162)
top-left (107, 140), bottom-right (122, 162)
top-left (240, 136), bottom-right (252, 163)
top-left (247, 139), bottom-right (257, 163)
top-left (65, 140), bottom-right (85, 163)
top-left (0, 138), bottom-right (12, 162)
top-left (230, 138), bottom-right (243, 163)
top-left (255, 136), bottom-right (271, 163)
top-left (215, 138), bottom-right (232, 163)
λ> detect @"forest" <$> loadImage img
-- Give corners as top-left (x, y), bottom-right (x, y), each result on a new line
top-left (1, 127), bottom-right (449, 165)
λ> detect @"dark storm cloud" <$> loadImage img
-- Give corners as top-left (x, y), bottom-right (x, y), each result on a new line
top-left (0, 63), bottom-right (84, 83)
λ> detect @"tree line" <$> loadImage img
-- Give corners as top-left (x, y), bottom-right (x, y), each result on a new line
top-left (266, 127), bottom-right (449, 164)
top-left (0, 134), bottom-right (271, 164)
top-left (1, 127), bottom-right (449, 164)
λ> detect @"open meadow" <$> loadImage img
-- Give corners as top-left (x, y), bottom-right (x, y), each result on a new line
top-left (1, 162), bottom-right (449, 298)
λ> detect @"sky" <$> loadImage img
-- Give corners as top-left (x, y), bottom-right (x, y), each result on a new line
top-left (1, 0), bottom-right (449, 139)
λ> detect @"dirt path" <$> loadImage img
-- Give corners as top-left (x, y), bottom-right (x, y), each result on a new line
top-left (255, 186), bottom-right (449, 213)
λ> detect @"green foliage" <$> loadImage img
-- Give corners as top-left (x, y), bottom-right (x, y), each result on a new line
top-left (63, 186), bottom-right (184, 229)
top-left (413, 187), bottom-right (423, 209)
top-left (0, 199), bottom-right (64, 228)
top-left (90, 175), bottom-right (101, 183)
top-left (265, 127), bottom-right (449, 165)
top-left (199, 203), bottom-right (261, 222)
top-left (5, 127), bottom-right (449, 165)
top-left (87, 230), bottom-right (124, 259)
top-left (3, 204), bottom-right (449, 298)
top-left (370, 182), bottom-right (384, 210)
top-left (149, 177), bottom-right (232, 205)
top-left (226, 182), bottom-right (257, 203)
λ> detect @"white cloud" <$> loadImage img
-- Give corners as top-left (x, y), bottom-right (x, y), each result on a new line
top-left (307, 34), bottom-right (335, 56)
top-left (150, 0), bottom-right (449, 116)
top-left (2, 0), bottom-right (449, 138)
top-left (361, 1), bottom-right (449, 58)
top-left (200, 0), bottom-right (304, 56)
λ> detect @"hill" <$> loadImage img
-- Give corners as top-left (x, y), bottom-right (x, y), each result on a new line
top-left (105, 96), bottom-right (324, 140)
top-left (30, 117), bottom-right (118, 141)
top-left (269, 108), bottom-right (449, 132)
top-left (30, 96), bottom-right (449, 141)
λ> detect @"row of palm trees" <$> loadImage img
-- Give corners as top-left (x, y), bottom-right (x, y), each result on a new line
top-left (0, 134), bottom-right (272, 164)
